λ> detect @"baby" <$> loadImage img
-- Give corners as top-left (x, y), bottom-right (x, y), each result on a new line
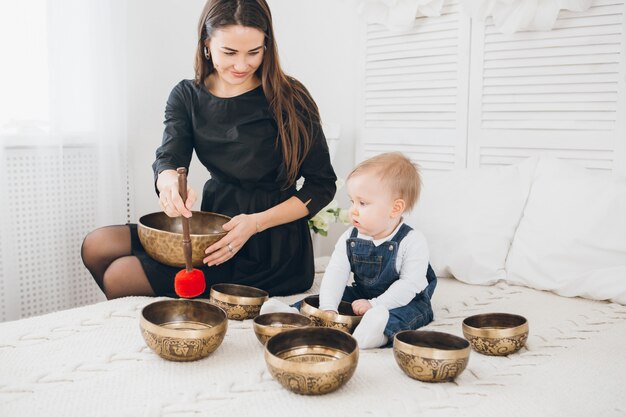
top-left (262, 152), bottom-right (437, 348)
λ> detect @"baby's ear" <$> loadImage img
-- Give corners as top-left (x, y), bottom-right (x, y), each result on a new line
top-left (392, 198), bottom-right (406, 217)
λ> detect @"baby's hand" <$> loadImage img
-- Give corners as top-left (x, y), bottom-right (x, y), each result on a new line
top-left (351, 299), bottom-right (372, 316)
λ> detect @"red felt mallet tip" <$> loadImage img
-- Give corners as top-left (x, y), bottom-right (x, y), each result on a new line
top-left (174, 268), bottom-right (206, 298)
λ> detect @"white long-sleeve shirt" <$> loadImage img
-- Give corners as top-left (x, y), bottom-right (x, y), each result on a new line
top-left (318, 222), bottom-right (430, 311)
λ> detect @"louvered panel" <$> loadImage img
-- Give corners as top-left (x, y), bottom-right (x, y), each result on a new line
top-left (480, 1), bottom-right (622, 131)
top-left (368, 29), bottom-right (459, 48)
top-left (484, 73), bottom-right (619, 87)
top-left (371, 112), bottom-right (457, 121)
top-left (485, 63), bottom-right (619, 77)
top-left (366, 88), bottom-right (456, 98)
top-left (366, 54), bottom-right (458, 70)
top-left (366, 120), bottom-right (458, 129)
top-left (368, 37), bottom-right (457, 57)
top-left (482, 120), bottom-right (615, 130)
top-left (367, 96), bottom-right (457, 106)
top-left (483, 92), bottom-right (618, 103)
top-left (479, 147), bottom-right (614, 171)
top-left (363, 143), bottom-right (457, 171)
top-left (483, 53), bottom-right (620, 69)
top-left (484, 111), bottom-right (616, 121)
top-left (367, 62), bottom-right (458, 77)
top-left (485, 11), bottom-right (622, 35)
top-left (485, 34), bottom-right (619, 52)
top-left (467, 0), bottom-right (625, 170)
top-left (483, 102), bottom-right (615, 111)
top-left (367, 70), bottom-right (456, 85)
top-left (365, 3), bottom-right (465, 131)
top-left (486, 44), bottom-right (619, 61)
top-left (486, 21), bottom-right (621, 43)
top-left (366, 79), bottom-right (457, 91)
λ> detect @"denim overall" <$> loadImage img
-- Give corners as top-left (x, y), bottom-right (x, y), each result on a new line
top-left (342, 224), bottom-right (437, 343)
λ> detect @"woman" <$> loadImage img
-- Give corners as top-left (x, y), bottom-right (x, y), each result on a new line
top-left (81, 0), bottom-right (337, 299)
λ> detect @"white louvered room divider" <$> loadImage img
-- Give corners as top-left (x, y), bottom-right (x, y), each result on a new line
top-left (357, 0), bottom-right (626, 175)
top-left (0, 146), bottom-right (106, 322)
top-left (358, 1), bottom-right (471, 172)
top-left (468, 0), bottom-right (626, 171)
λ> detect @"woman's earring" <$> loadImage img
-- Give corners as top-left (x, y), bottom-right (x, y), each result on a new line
top-left (203, 46), bottom-right (210, 60)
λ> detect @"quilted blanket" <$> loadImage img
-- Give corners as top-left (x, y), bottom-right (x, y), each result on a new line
top-left (1, 259), bottom-right (625, 417)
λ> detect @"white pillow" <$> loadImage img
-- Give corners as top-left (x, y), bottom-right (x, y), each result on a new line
top-left (405, 157), bottom-right (537, 285)
top-left (505, 157), bottom-right (626, 304)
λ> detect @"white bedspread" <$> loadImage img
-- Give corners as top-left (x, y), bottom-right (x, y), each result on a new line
top-left (1, 259), bottom-right (625, 417)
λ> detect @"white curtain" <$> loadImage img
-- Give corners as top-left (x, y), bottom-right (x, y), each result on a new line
top-left (0, 0), bottom-right (128, 319)
top-left (358, 0), bottom-right (593, 34)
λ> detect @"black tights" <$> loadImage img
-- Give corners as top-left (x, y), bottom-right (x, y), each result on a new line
top-left (81, 225), bottom-right (155, 299)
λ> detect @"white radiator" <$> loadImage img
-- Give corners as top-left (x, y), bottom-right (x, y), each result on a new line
top-left (0, 145), bottom-right (107, 322)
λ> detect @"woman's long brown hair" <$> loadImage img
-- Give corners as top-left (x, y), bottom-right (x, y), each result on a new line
top-left (194, 0), bottom-right (320, 188)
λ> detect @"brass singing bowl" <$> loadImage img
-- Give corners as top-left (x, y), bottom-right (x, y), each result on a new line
top-left (253, 313), bottom-right (313, 345)
top-left (393, 330), bottom-right (470, 382)
top-left (209, 283), bottom-right (269, 320)
top-left (300, 295), bottom-right (362, 334)
top-left (462, 313), bottom-right (529, 356)
top-left (137, 211), bottom-right (230, 268)
top-left (140, 299), bottom-right (228, 361)
top-left (264, 327), bottom-right (359, 395)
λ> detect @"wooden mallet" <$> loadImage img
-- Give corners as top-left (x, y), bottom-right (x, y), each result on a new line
top-left (174, 167), bottom-right (206, 298)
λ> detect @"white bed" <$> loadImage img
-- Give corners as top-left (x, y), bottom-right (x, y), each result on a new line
top-left (1, 257), bottom-right (624, 417)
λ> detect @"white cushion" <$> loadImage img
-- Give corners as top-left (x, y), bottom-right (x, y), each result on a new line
top-left (505, 157), bottom-right (626, 304)
top-left (405, 157), bottom-right (537, 285)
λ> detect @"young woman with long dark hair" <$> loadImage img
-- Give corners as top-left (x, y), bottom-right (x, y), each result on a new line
top-left (81, 0), bottom-right (337, 299)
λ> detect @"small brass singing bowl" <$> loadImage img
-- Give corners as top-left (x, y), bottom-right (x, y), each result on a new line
top-left (300, 295), bottom-right (362, 333)
top-left (140, 299), bottom-right (228, 361)
top-left (209, 283), bottom-right (269, 320)
top-left (462, 313), bottom-right (529, 356)
top-left (137, 211), bottom-right (230, 268)
top-left (253, 313), bottom-right (313, 345)
top-left (393, 330), bottom-right (470, 382)
top-left (264, 327), bottom-right (359, 395)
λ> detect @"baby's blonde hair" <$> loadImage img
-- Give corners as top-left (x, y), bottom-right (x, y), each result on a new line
top-left (348, 152), bottom-right (422, 211)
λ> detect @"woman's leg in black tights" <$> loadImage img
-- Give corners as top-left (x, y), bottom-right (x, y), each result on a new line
top-left (81, 225), bottom-right (155, 299)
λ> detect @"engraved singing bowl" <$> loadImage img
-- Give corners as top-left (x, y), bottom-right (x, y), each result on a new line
top-left (300, 295), bottom-right (362, 333)
top-left (264, 327), bottom-right (359, 395)
top-left (462, 313), bottom-right (529, 356)
top-left (393, 330), bottom-right (470, 383)
top-left (140, 299), bottom-right (228, 361)
top-left (209, 283), bottom-right (269, 320)
top-left (137, 211), bottom-right (230, 268)
top-left (253, 313), bottom-right (313, 345)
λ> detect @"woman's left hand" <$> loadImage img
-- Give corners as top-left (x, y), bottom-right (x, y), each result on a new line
top-left (203, 213), bottom-right (259, 266)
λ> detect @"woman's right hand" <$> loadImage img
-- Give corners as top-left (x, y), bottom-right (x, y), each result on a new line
top-left (156, 169), bottom-right (197, 218)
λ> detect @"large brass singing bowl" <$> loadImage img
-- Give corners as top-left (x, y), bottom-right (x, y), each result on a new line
top-left (462, 313), bottom-right (529, 356)
top-left (393, 330), bottom-right (470, 383)
top-left (138, 211), bottom-right (230, 268)
top-left (140, 299), bottom-right (228, 361)
top-left (253, 313), bottom-right (313, 345)
top-left (300, 295), bottom-right (362, 333)
top-left (209, 283), bottom-right (269, 320)
top-left (264, 327), bottom-right (359, 395)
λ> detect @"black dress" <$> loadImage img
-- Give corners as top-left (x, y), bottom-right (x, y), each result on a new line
top-left (130, 80), bottom-right (337, 297)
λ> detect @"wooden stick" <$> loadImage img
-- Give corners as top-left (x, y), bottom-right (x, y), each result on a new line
top-left (177, 167), bottom-right (193, 272)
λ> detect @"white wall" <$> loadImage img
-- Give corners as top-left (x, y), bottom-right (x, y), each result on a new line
top-left (126, 0), bottom-right (205, 220)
